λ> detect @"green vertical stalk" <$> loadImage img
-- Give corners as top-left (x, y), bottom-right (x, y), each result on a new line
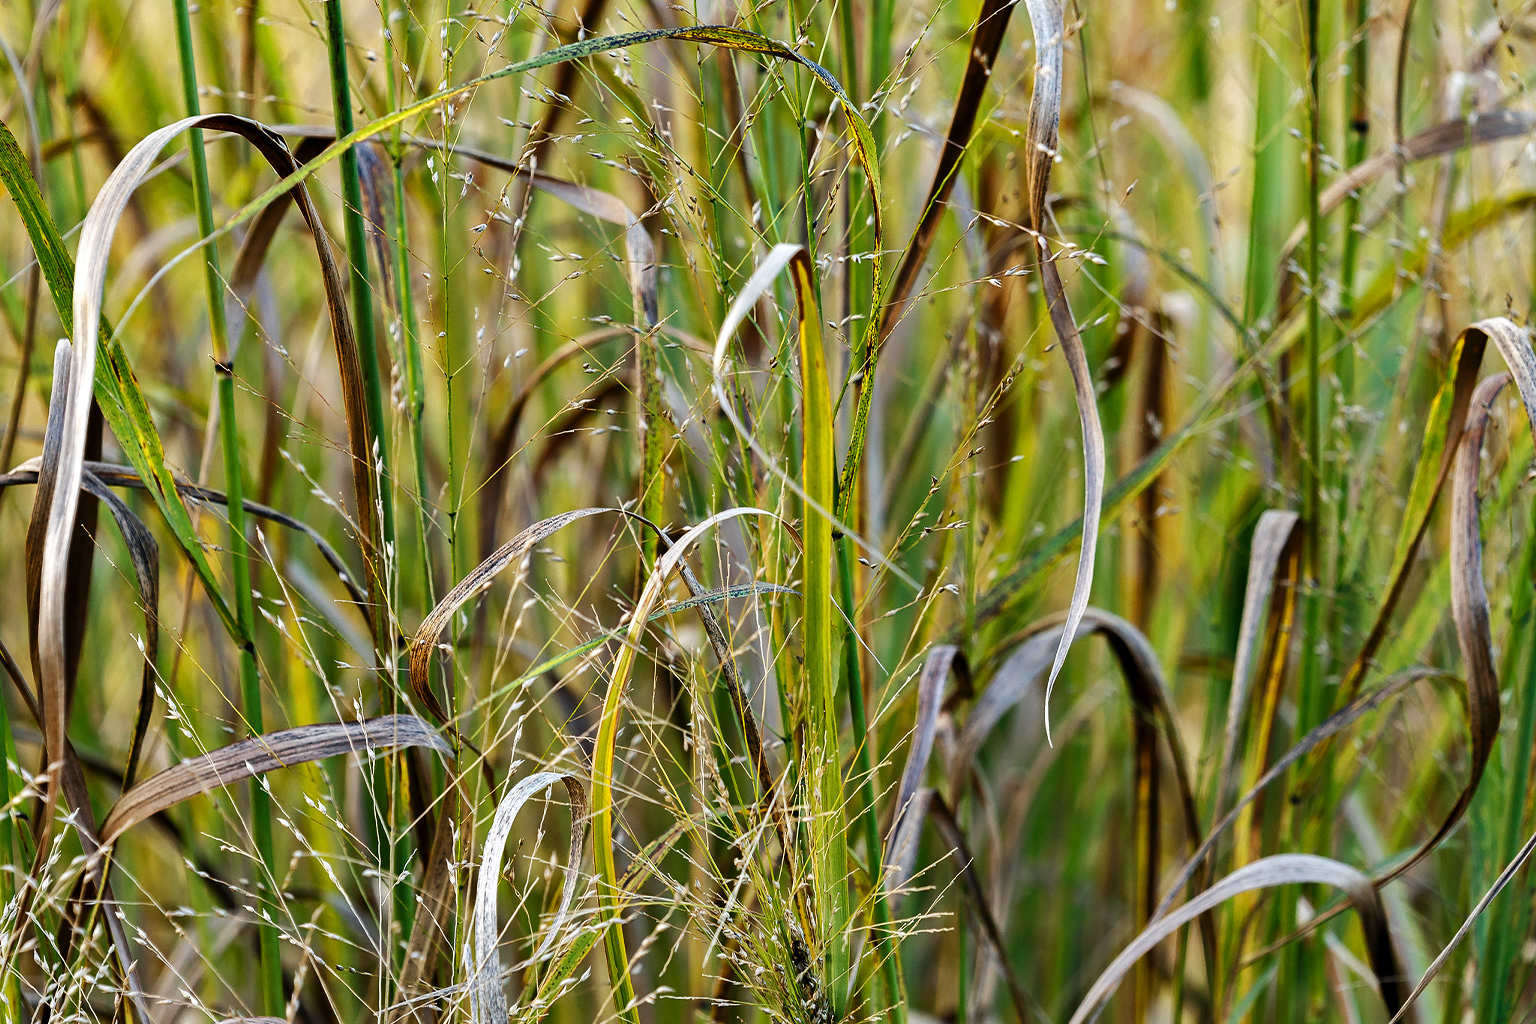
top-left (1337, 0), bottom-right (1368, 409)
top-left (383, 0), bottom-right (434, 614)
top-left (837, 538), bottom-right (906, 1024)
top-left (870, 0), bottom-right (892, 152)
top-left (1242, 5), bottom-right (1288, 328)
top-left (438, 0), bottom-right (472, 592)
top-left (792, 258), bottom-right (848, 1018)
top-left (1474, 502), bottom-right (1536, 1023)
top-left (380, 0), bottom-right (429, 978)
top-left (1288, 4), bottom-right (1327, 1020)
top-left (324, 2), bottom-right (411, 1001)
top-left (837, 0), bottom-right (872, 429)
top-left (171, 1), bottom-right (283, 1013)
top-left (1302, 0), bottom-right (1323, 601)
top-left (325, 0), bottom-right (395, 587)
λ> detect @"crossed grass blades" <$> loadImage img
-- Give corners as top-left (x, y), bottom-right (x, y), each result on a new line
top-left (3, 0), bottom-right (1536, 1021)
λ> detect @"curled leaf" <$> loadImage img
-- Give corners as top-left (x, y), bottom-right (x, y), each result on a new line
top-left (885, 645), bottom-right (968, 898)
top-left (1020, 0), bottom-right (1106, 741)
top-left (471, 772), bottom-right (588, 1024)
top-left (99, 715), bottom-right (449, 847)
top-left (1216, 509), bottom-right (1301, 819)
top-left (1067, 854), bottom-right (1407, 1024)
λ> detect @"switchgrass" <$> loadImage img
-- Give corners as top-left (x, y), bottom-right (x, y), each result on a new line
top-left (1, 1), bottom-right (1536, 1023)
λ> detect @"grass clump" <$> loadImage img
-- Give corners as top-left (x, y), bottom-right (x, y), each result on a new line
top-left (2, 1), bottom-right (1536, 1023)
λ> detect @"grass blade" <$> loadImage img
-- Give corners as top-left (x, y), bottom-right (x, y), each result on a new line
top-left (1067, 854), bottom-right (1406, 1024)
top-left (99, 715), bottom-right (450, 846)
top-left (472, 772), bottom-right (587, 1024)
top-left (1020, 0), bottom-right (1106, 741)
top-left (1216, 509), bottom-right (1301, 818)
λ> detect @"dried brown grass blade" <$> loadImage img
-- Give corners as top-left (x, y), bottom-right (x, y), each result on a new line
top-left (884, 645), bottom-right (968, 897)
top-left (947, 631), bottom-right (1058, 803)
top-left (1153, 667), bottom-right (1449, 921)
top-left (878, 0), bottom-right (1014, 339)
top-left (12, 344), bottom-right (158, 792)
top-left (76, 468), bottom-right (159, 790)
top-left (1337, 318), bottom-right (1536, 705)
top-left (1216, 510), bottom-right (1301, 818)
top-left (947, 608), bottom-right (1216, 993)
top-left (1, 458), bottom-right (367, 610)
top-left (221, 134), bottom-right (330, 341)
top-left (59, 116), bottom-right (381, 700)
top-left (952, 611), bottom-right (1203, 860)
top-left (1067, 854), bottom-right (1407, 1024)
top-left (61, 400), bottom-right (102, 711)
top-left (927, 793), bottom-right (1049, 1024)
top-left (471, 772), bottom-right (588, 1024)
top-left (98, 714), bottom-right (449, 847)
top-left (1020, 0), bottom-right (1106, 740)
top-left (409, 509), bottom-right (618, 722)
top-left (1277, 108), bottom-right (1536, 276)
top-left (1372, 369), bottom-right (1529, 885)
top-left (18, 341), bottom-right (78, 918)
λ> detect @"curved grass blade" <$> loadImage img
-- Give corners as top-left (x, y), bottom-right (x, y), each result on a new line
top-left (0, 123), bottom-right (229, 646)
top-left (62, 113), bottom-right (381, 658)
top-left (1152, 666), bottom-right (1451, 920)
top-left (1019, 0), bottom-right (1106, 742)
top-left (944, 607), bottom-right (1217, 996)
top-left (1363, 372), bottom-right (1523, 885)
top-left (1332, 317), bottom-right (1535, 706)
top-left (589, 507), bottom-right (784, 1024)
top-left (1275, 108), bottom-right (1536, 280)
top-left (77, 468), bottom-right (158, 790)
top-left (950, 610), bottom-right (1203, 862)
top-left (98, 715), bottom-right (449, 847)
top-left (409, 508), bottom-right (622, 723)
top-left (0, 457), bottom-right (367, 610)
top-left (1066, 854), bottom-right (1407, 1024)
top-left (884, 645), bottom-right (968, 897)
top-left (471, 772), bottom-right (588, 1024)
top-left (1216, 510), bottom-right (1301, 818)
top-left (946, 631), bottom-right (1058, 803)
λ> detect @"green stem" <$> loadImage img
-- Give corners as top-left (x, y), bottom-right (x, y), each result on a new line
top-left (838, 537), bottom-right (906, 1024)
top-left (1474, 501), bottom-right (1536, 1023)
top-left (325, 0), bottom-right (395, 603)
top-left (0, 655), bottom-right (22, 1019)
top-left (1303, 0), bottom-right (1323, 603)
top-left (172, 1), bottom-right (282, 1013)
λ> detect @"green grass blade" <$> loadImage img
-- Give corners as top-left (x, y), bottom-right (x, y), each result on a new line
top-left (790, 251), bottom-right (849, 1013)
top-left (171, 2), bottom-right (283, 1012)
